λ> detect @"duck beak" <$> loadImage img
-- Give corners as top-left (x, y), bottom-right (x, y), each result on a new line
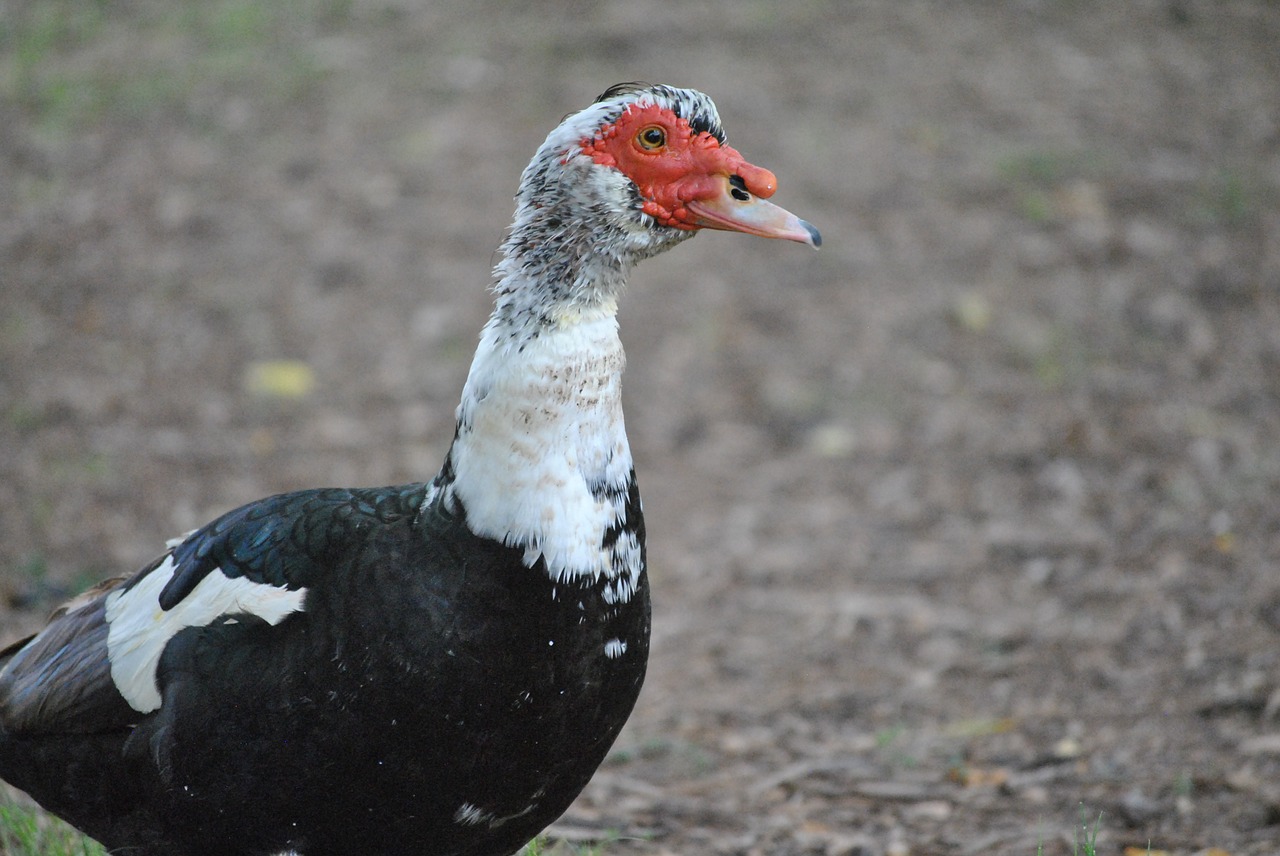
top-left (685, 174), bottom-right (821, 248)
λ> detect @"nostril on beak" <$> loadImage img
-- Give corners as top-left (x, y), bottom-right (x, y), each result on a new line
top-left (728, 175), bottom-right (751, 201)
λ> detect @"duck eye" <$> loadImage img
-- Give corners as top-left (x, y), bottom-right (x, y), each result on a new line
top-left (636, 126), bottom-right (666, 151)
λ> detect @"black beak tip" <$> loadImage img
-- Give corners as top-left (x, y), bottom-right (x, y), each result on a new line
top-left (802, 220), bottom-right (822, 248)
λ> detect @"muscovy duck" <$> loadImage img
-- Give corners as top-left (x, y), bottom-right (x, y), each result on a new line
top-left (0, 83), bottom-right (819, 856)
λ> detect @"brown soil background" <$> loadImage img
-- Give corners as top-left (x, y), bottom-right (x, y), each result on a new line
top-left (3, 2), bottom-right (1280, 854)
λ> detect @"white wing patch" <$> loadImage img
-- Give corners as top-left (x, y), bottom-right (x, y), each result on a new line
top-left (104, 554), bottom-right (307, 713)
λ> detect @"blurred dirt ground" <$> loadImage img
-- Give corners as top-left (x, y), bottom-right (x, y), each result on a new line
top-left (3, 1), bottom-right (1280, 854)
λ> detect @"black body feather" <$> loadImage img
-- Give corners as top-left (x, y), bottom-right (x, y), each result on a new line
top-left (0, 484), bottom-right (650, 856)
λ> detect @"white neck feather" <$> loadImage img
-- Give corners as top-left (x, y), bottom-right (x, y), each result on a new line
top-left (440, 297), bottom-right (639, 586)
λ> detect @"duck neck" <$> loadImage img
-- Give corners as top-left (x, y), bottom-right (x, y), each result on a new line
top-left (432, 251), bottom-right (643, 596)
top-left (488, 191), bottom-right (639, 334)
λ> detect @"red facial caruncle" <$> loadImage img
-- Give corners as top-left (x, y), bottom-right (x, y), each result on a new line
top-left (578, 102), bottom-right (820, 247)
